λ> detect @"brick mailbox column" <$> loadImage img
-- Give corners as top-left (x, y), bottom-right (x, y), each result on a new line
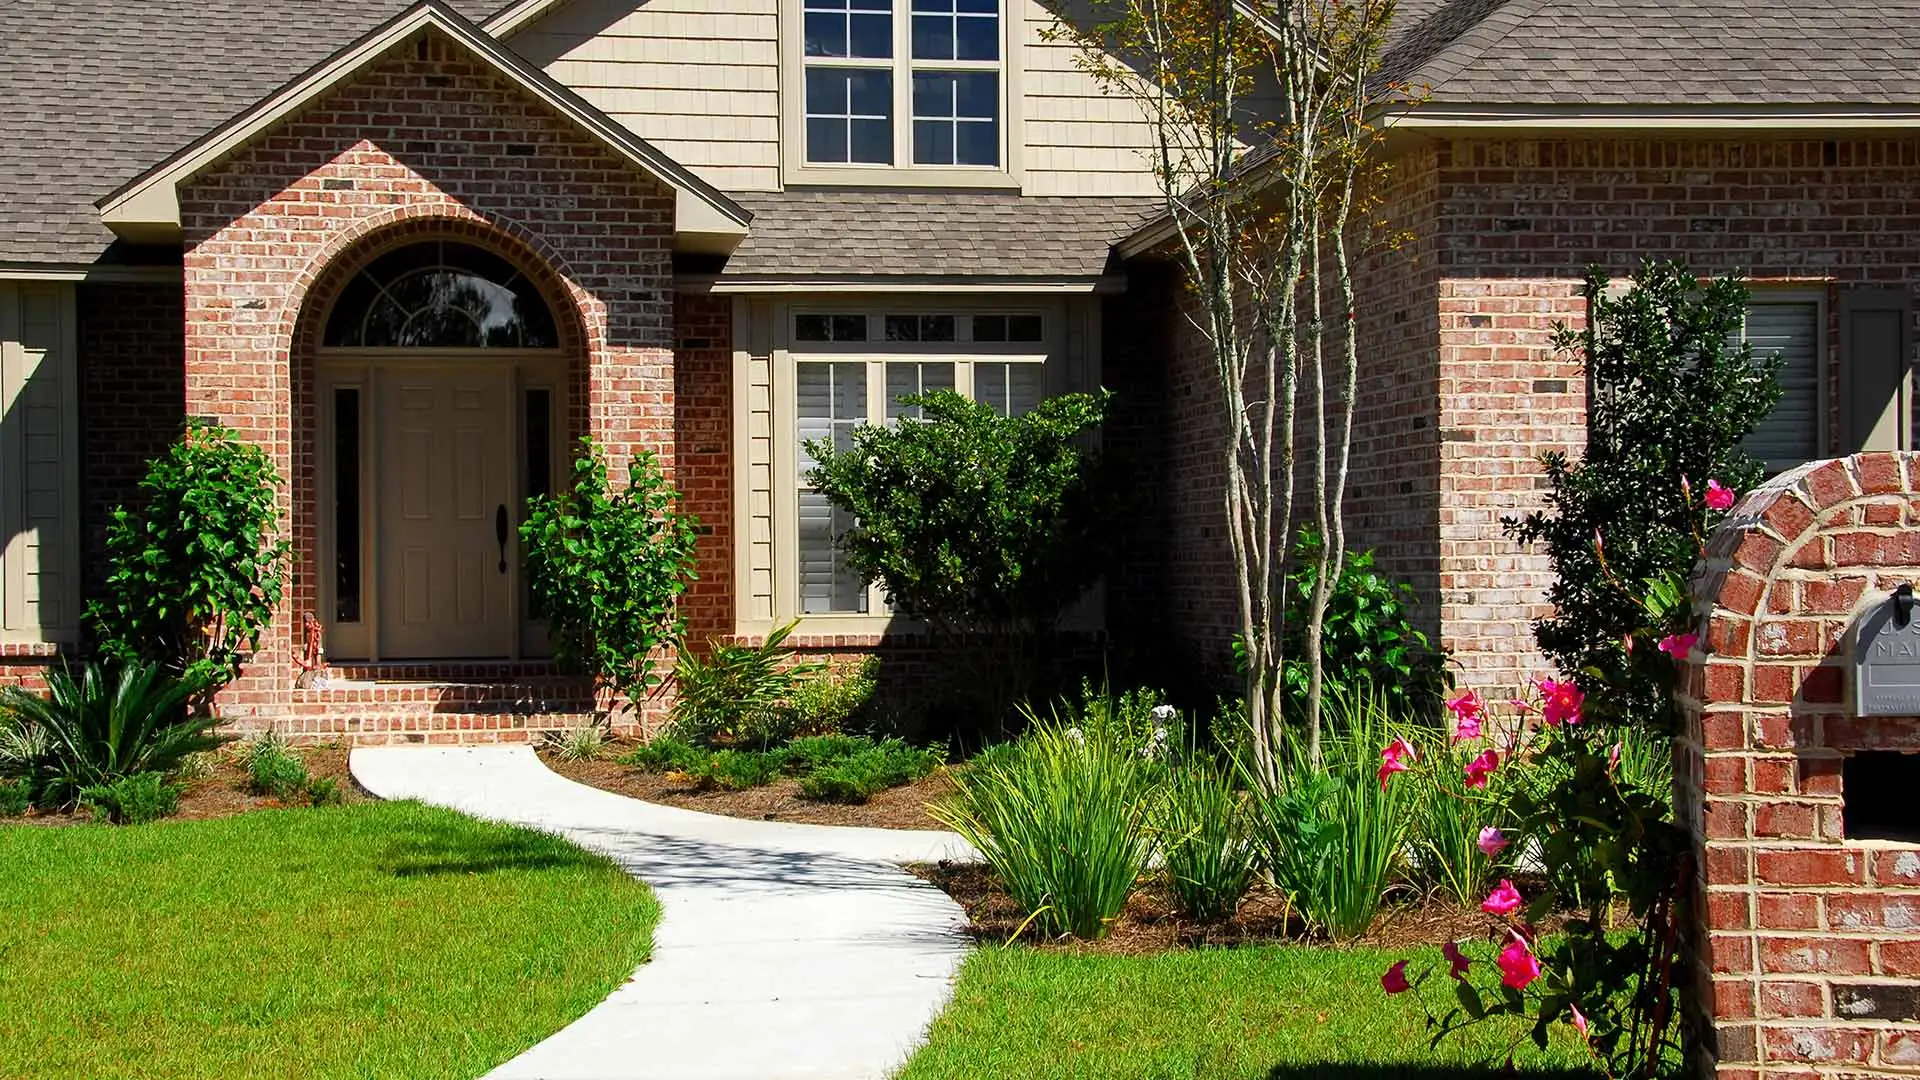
top-left (1679, 452), bottom-right (1920, 1078)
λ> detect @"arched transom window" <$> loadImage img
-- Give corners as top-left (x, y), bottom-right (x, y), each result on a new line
top-left (323, 240), bottom-right (560, 349)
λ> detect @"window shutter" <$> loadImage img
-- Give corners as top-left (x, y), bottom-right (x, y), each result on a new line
top-left (1741, 300), bottom-right (1821, 471)
top-left (795, 361), bottom-right (868, 614)
top-left (1840, 287), bottom-right (1911, 454)
top-left (0, 283), bottom-right (79, 644)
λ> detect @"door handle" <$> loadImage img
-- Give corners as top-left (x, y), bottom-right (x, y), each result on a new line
top-left (495, 504), bottom-right (509, 574)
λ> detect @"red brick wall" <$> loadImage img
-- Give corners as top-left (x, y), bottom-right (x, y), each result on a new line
top-left (1434, 137), bottom-right (1920, 697)
top-left (675, 292), bottom-right (733, 649)
top-left (1679, 452), bottom-right (1920, 1078)
top-left (176, 27), bottom-right (675, 731)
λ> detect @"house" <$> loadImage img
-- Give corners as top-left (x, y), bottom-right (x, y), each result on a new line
top-left (0, 0), bottom-right (1911, 740)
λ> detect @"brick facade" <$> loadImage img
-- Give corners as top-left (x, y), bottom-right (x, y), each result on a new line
top-left (176, 26), bottom-right (675, 739)
top-left (674, 292), bottom-right (734, 650)
top-left (1679, 452), bottom-right (1920, 1078)
top-left (1151, 136), bottom-right (1920, 702)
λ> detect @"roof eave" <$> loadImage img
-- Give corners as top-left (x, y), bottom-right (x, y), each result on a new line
top-left (97, 0), bottom-right (749, 253)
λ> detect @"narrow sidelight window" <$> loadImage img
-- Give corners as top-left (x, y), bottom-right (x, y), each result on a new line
top-left (333, 387), bottom-right (362, 623)
top-left (524, 388), bottom-right (553, 504)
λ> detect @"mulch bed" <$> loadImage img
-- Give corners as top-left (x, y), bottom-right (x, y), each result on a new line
top-left (911, 860), bottom-right (1543, 955)
top-left (541, 751), bottom-right (958, 830)
top-left (3, 745), bottom-right (363, 827)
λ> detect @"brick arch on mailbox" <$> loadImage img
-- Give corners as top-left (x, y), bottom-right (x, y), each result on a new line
top-left (1679, 452), bottom-right (1920, 1077)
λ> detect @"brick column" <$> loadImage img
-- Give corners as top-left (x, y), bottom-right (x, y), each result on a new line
top-left (1679, 452), bottom-right (1920, 1078)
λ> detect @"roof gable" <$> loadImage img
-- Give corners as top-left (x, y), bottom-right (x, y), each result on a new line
top-left (97, 0), bottom-right (748, 252)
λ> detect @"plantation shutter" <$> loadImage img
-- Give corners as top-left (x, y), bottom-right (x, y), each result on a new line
top-left (1740, 299), bottom-right (1821, 471)
top-left (0, 282), bottom-right (80, 645)
top-left (795, 361), bottom-right (868, 614)
top-left (1840, 287), bottom-right (1912, 454)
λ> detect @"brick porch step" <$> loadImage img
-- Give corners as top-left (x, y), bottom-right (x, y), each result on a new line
top-left (236, 668), bottom-right (600, 746)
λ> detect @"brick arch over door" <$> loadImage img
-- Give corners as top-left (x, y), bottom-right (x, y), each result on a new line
top-left (286, 215), bottom-right (595, 668)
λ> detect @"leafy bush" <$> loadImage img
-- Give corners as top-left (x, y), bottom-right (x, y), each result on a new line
top-left (522, 440), bottom-right (700, 708)
top-left (79, 771), bottom-right (182, 825)
top-left (1157, 757), bottom-right (1256, 921)
top-left (690, 749), bottom-right (784, 791)
top-left (245, 736), bottom-right (310, 801)
top-left (617, 735), bottom-right (706, 774)
top-left (0, 777), bottom-right (30, 817)
top-left (1279, 530), bottom-right (1449, 720)
top-left (670, 622), bottom-right (821, 747)
top-left (784, 656), bottom-right (878, 737)
top-left (1242, 687), bottom-right (1413, 940)
top-left (305, 776), bottom-right (344, 806)
top-left (932, 719), bottom-right (1159, 940)
top-left (545, 722), bottom-right (610, 763)
top-left (0, 663), bottom-right (223, 809)
top-left (1505, 262), bottom-right (1780, 728)
top-left (89, 419), bottom-right (288, 688)
top-left (806, 390), bottom-right (1122, 717)
top-left (796, 739), bottom-right (941, 803)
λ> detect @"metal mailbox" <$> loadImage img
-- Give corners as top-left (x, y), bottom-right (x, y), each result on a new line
top-left (1851, 584), bottom-right (1920, 717)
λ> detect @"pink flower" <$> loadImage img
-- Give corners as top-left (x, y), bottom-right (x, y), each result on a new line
top-left (1569, 1003), bottom-right (1590, 1038)
top-left (1705, 479), bottom-right (1737, 511)
top-left (1482, 878), bottom-right (1524, 917)
top-left (1464, 749), bottom-right (1500, 789)
top-left (1381, 959), bottom-right (1411, 994)
top-left (1446, 690), bottom-right (1485, 741)
top-left (1442, 940), bottom-right (1471, 980)
top-left (1477, 826), bottom-right (1509, 858)
top-left (1499, 934), bottom-right (1542, 991)
top-left (1657, 632), bottom-right (1698, 661)
top-left (1378, 737), bottom-right (1417, 791)
top-left (1539, 678), bottom-right (1584, 727)
top-left (1608, 741), bottom-right (1623, 774)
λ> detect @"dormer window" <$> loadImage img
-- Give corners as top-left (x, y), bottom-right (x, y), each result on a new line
top-left (788, 0), bottom-right (1015, 184)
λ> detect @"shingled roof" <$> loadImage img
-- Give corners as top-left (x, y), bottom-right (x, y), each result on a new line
top-left (0, 0), bottom-right (499, 266)
top-left (722, 192), bottom-right (1161, 280)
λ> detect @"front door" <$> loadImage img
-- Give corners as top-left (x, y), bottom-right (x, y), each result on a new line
top-left (375, 367), bottom-right (515, 658)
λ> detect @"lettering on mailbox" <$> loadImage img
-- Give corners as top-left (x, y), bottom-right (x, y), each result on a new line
top-left (1851, 589), bottom-right (1920, 717)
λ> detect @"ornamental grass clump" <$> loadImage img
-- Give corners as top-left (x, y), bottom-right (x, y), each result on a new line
top-left (932, 719), bottom-right (1158, 940)
top-left (1156, 756), bottom-right (1256, 922)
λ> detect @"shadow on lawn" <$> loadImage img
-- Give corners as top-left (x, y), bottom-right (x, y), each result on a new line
top-left (379, 822), bottom-right (602, 878)
top-left (1267, 1060), bottom-right (1597, 1068)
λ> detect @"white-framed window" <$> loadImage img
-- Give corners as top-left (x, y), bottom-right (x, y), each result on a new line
top-left (1738, 292), bottom-right (1825, 472)
top-left (788, 0), bottom-right (1014, 183)
top-left (787, 309), bottom-right (1051, 616)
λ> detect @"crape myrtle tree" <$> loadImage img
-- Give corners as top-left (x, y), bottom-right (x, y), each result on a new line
top-left (1049, 0), bottom-right (1401, 775)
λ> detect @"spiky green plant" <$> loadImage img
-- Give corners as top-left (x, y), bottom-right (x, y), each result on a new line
top-left (1157, 756), bottom-right (1257, 921)
top-left (0, 662), bottom-right (223, 809)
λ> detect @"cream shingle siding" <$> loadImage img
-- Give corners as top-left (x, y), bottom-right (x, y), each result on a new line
top-left (513, 0), bottom-right (784, 193)
top-left (511, 0), bottom-right (1161, 196)
top-left (0, 282), bottom-right (79, 646)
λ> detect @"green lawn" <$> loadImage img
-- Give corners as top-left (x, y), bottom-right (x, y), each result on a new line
top-left (0, 801), bottom-right (657, 1080)
top-left (899, 943), bottom-right (1601, 1080)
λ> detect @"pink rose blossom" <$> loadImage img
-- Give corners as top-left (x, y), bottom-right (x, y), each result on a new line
top-left (1477, 826), bottom-right (1509, 858)
top-left (1539, 678), bottom-right (1584, 727)
top-left (1498, 934), bottom-right (1542, 991)
top-left (1569, 1004), bottom-right (1590, 1038)
top-left (1381, 959), bottom-right (1411, 994)
top-left (1464, 749), bottom-right (1500, 790)
top-left (1446, 690), bottom-right (1485, 741)
top-left (1705, 479), bottom-right (1737, 511)
top-left (1442, 940), bottom-right (1471, 980)
top-left (1482, 878), bottom-right (1524, 917)
top-left (1657, 632), bottom-right (1698, 661)
top-left (1378, 737), bottom-right (1417, 791)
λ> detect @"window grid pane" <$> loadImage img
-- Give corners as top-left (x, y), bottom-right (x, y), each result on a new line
top-left (804, 69), bottom-right (893, 164)
top-left (805, 0), bottom-right (892, 57)
top-left (910, 0), bottom-right (998, 60)
top-left (910, 71), bottom-right (998, 166)
top-left (885, 361), bottom-right (956, 421)
top-left (974, 361), bottom-right (1044, 417)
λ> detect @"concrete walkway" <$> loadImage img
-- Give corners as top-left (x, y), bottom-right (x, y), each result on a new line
top-left (350, 746), bottom-right (979, 1080)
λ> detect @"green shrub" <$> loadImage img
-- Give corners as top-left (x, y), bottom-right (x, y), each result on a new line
top-left (0, 777), bottom-right (31, 817)
top-left (79, 771), bottom-right (182, 825)
top-left (782, 655), bottom-right (878, 736)
top-left (780, 733), bottom-right (872, 773)
top-left (89, 419), bottom-right (288, 688)
top-left (1242, 687), bottom-right (1414, 940)
top-left (1278, 530), bottom-right (1449, 720)
top-left (305, 776), bottom-right (344, 807)
top-left (1157, 757), bottom-right (1257, 922)
top-left (545, 722), bottom-right (609, 763)
top-left (0, 662), bottom-right (223, 809)
top-left (795, 739), bottom-right (941, 804)
top-left (521, 440), bottom-right (700, 708)
top-left (932, 719), bottom-right (1158, 940)
top-left (617, 735), bottom-right (707, 774)
top-left (1506, 262), bottom-right (1781, 729)
top-left (805, 390), bottom-right (1122, 716)
top-left (670, 622), bottom-right (821, 748)
top-left (690, 749), bottom-right (784, 791)
top-left (243, 733), bottom-right (310, 801)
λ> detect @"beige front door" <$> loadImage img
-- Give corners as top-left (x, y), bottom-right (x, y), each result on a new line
top-left (375, 367), bottom-right (515, 658)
